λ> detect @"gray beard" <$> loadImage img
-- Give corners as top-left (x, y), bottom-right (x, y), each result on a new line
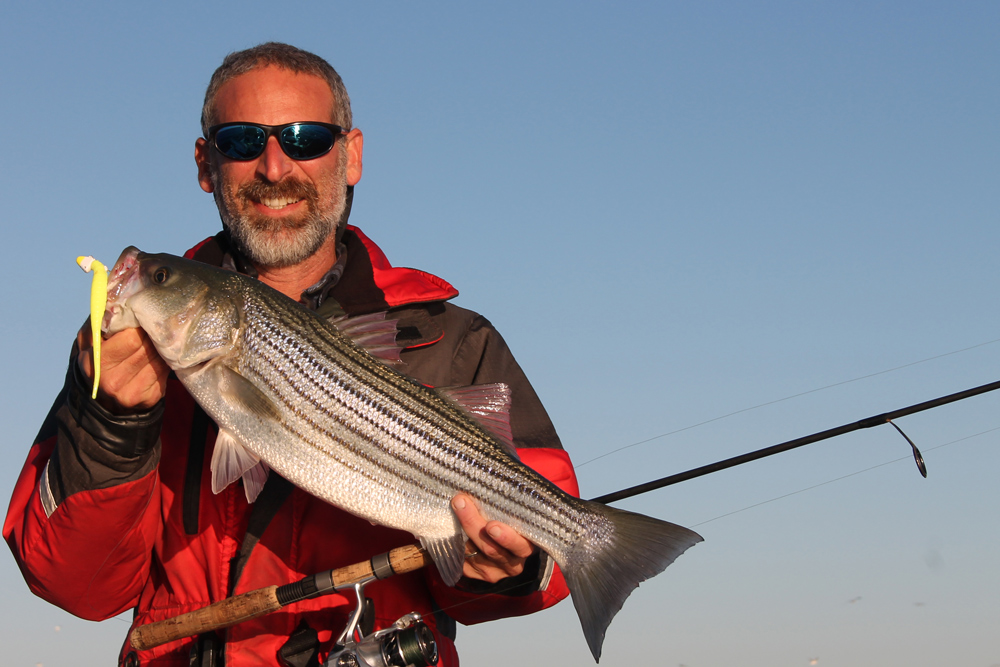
top-left (212, 159), bottom-right (347, 269)
top-left (220, 197), bottom-right (339, 268)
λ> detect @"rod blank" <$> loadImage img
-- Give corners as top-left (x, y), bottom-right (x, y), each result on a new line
top-left (591, 378), bottom-right (1000, 504)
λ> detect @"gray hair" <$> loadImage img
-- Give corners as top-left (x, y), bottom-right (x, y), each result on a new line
top-left (201, 42), bottom-right (352, 136)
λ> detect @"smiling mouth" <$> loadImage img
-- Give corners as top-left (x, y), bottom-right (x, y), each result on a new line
top-left (259, 196), bottom-right (303, 210)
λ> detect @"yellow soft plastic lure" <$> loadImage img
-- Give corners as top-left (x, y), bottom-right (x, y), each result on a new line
top-left (76, 255), bottom-right (108, 399)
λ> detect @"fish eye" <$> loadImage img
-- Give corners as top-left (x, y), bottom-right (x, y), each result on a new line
top-left (153, 267), bottom-right (170, 284)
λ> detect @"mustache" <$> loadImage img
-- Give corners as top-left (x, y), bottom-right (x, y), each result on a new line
top-left (238, 177), bottom-right (318, 203)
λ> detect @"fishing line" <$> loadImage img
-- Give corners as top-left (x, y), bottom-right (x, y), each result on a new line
top-left (690, 425), bottom-right (1000, 528)
top-left (575, 336), bottom-right (1000, 469)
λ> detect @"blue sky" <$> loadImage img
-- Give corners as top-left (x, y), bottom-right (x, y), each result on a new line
top-left (1, 2), bottom-right (998, 666)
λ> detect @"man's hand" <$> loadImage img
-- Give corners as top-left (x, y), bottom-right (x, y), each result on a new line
top-left (452, 493), bottom-right (536, 584)
top-left (77, 319), bottom-right (170, 414)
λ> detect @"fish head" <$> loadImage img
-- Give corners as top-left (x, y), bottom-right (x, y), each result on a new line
top-left (103, 247), bottom-right (243, 369)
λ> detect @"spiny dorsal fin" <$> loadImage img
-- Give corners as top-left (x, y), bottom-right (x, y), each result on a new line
top-left (437, 383), bottom-right (517, 458)
top-left (329, 311), bottom-right (403, 365)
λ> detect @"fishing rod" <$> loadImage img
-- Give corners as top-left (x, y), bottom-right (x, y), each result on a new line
top-left (592, 377), bottom-right (1000, 503)
top-left (131, 377), bottom-right (1000, 657)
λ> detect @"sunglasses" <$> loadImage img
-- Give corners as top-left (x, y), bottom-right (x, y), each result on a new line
top-left (207, 122), bottom-right (348, 161)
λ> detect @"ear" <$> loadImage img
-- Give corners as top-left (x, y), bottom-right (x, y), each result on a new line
top-left (344, 129), bottom-right (364, 186)
top-left (195, 138), bottom-right (214, 193)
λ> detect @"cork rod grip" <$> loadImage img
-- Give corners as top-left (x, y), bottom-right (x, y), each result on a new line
top-left (334, 544), bottom-right (429, 585)
top-left (384, 543), bottom-right (429, 575)
top-left (130, 585), bottom-right (281, 651)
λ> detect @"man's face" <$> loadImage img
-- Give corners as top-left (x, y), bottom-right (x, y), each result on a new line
top-left (195, 66), bottom-right (363, 268)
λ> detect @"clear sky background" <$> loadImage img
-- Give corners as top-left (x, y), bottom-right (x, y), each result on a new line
top-left (1, 2), bottom-right (998, 666)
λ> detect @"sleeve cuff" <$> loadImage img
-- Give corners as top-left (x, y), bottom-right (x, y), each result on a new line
top-left (67, 357), bottom-right (165, 459)
top-left (42, 357), bottom-right (165, 511)
top-left (453, 550), bottom-right (550, 597)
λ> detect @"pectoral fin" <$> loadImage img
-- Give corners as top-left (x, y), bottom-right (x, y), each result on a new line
top-left (217, 364), bottom-right (282, 422)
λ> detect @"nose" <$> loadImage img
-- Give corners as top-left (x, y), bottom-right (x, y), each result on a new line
top-left (255, 135), bottom-right (294, 183)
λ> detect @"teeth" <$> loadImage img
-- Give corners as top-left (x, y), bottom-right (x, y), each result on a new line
top-left (261, 197), bottom-right (301, 210)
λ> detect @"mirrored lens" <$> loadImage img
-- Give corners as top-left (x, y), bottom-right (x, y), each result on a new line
top-left (280, 124), bottom-right (335, 160)
top-left (214, 125), bottom-right (268, 160)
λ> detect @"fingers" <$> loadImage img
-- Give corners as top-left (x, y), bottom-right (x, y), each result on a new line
top-left (452, 493), bottom-right (536, 583)
top-left (77, 325), bottom-right (169, 414)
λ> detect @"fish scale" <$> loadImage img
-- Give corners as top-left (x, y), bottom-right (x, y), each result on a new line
top-left (103, 246), bottom-right (703, 662)
top-left (242, 286), bottom-right (575, 534)
top-left (251, 306), bottom-right (607, 554)
top-left (238, 288), bottom-right (557, 538)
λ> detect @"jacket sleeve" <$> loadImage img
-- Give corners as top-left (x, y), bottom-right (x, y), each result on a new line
top-left (414, 308), bottom-right (579, 624)
top-left (3, 348), bottom-right (164, 621)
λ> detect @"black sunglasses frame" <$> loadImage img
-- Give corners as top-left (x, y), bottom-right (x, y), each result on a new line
top-left (207, 122), bottom-right (349, 161)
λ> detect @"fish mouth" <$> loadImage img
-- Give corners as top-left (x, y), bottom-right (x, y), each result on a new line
top-left (102, 246), bottom-right (143, 334)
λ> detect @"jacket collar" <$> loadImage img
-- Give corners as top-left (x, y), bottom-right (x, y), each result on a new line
top-left (331, 225), bottom-right (459, 313)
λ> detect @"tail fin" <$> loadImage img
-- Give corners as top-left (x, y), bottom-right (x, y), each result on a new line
top-left (561, 503), bottom-right (703, 662)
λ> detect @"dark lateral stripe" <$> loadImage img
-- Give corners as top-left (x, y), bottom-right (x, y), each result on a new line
top-left (255, 308), bottom-right (535, 477)
top-left (252, 339), bottom-right (456, 503)
top-left (254, 329), bottom-right (523, 491)
top-left (252, 314), bottom-right (490, 468)
top-left (249, 344), bottom-right (448, 504)
top-left (250, 321), bottom-right (579, 538)
top-left (263, 293), bottom-right (497, 444)
top-left (244, 296), bottom-right (583, 538)
top-left (255, 346), bottom-right (535, 519)
top-left (249, 340), bottom-right (577, 543)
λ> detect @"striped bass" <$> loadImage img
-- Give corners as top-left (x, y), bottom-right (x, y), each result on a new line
top-left (102, 246), bottom-right (702, 662)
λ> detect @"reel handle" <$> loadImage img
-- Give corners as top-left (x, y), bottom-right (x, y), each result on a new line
top-left (130, 544), bottom-right (429, 651)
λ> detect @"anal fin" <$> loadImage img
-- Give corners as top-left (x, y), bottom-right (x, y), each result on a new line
top-left (419, 531), bottom-right (468, 586)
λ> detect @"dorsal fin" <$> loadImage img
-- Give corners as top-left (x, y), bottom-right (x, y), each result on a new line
top-left (437, 383), bottom-right (517, 458)
top-left (329, 312), bottom-right (402, 365)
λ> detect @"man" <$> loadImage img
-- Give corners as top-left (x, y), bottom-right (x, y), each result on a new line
top-left (5, 43), bottom-right (578, 667)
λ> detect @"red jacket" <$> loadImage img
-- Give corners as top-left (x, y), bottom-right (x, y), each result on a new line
top-left (5, 226), bottom-right (577, 666)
